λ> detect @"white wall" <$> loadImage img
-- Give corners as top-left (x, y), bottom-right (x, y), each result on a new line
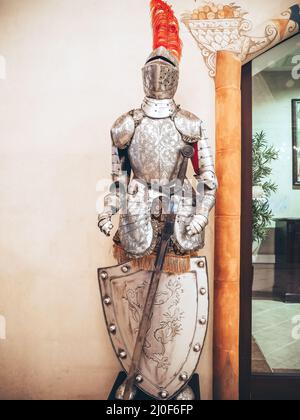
top-left (0, 0), bottom-right (296, 400)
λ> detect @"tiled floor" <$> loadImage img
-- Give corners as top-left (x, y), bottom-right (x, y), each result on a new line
top-left (252, 300), bottom-right (300, 372)
top-left (252, 337), bottom-right (272, 373)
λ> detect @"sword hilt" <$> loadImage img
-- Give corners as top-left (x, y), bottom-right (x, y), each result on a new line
top-left (181, 145), bottom-right (194, 159)
top-left (176, 145), bottom-right (194, 187)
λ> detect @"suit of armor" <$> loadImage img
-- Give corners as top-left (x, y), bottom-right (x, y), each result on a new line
top-left (99, 46), bottom-right (217, 263)
top-left (98, 0), bottom-right (217, 400)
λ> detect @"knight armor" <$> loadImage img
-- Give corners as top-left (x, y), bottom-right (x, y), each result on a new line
top-left (98, 0), bottom-right (217, 400)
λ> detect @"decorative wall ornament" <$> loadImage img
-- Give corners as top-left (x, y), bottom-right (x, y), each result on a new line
top-left (182, 2), bottom-right (300, 77)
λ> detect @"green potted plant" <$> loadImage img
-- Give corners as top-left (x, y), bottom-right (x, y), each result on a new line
top-left (252, 131), bottom-right (279, 254)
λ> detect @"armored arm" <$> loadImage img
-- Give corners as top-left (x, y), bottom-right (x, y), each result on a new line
top-left (98, 113), bottom-right (134, 236)
top-left (188, 122), bottom-right (218, 236)
top-left (174, 109), bottom-right (217, 237)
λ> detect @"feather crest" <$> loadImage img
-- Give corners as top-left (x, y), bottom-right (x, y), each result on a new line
top-left (150, 0), bottom-right (182, 61)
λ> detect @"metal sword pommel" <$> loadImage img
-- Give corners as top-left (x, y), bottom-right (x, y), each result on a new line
top-left (181, 145), bottom-right (194, 159)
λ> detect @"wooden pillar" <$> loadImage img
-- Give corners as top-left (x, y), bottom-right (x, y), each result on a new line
top-left (214, 51), bottom-right (242, 400)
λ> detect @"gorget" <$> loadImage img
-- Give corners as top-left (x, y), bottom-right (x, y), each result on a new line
top-left (141, 97), bottom-right (177, 119)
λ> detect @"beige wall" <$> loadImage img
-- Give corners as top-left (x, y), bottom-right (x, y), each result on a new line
top-left (0, 0), bottom-right (295, 400)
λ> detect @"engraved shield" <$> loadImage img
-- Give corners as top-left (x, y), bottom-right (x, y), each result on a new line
top-left (98, 257), bottom-right (209, 400)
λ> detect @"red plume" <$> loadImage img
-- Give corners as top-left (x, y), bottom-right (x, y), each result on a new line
top-left (150, 0), bottom-right (182, 61)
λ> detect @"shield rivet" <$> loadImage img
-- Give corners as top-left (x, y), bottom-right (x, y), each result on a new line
top-left (200, 288), bottom-right (207, 296)
top-left (135, 375), bottom-right (143, 384)
top-left (103, 297), bottom-right (111, 306)
top-left (200, 317), bottom-right (207, 325)
top-left (193, 343), bottom-right (201, 353)
top-left (198, 261), bottom-right (205, 268)
top-left (100, 271), bottom-right (108, 281)
top-left (122, 266), bottom-right (130, 274)
top-left (179, 372), bottom-right (188, 382)
top-left (109, 324), bottom-right (117, 334)
top-left (119, 350), bottom-right (127, 359)
top-left (160, 390), bottom-right (169, 399)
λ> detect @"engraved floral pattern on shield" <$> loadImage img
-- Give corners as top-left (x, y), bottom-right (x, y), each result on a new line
top-left (123, 275), bottom-right (184, 370)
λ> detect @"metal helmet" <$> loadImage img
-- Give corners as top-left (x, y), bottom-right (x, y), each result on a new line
top-left (142, 46), bottom-right (179, 99)
top-left (143, 0), bottom-right (182, 100)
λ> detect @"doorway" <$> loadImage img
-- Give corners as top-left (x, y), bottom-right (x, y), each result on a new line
top-left (240, 34), bottom-right (300, 400)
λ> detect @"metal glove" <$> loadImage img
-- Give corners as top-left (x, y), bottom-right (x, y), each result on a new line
top-left (186, 214), bottom-right (208, 237)
top-left (98, 212), bottom-right (114, 237)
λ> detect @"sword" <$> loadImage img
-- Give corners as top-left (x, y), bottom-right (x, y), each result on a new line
top-left (123, 145), bottom-right (194, 401)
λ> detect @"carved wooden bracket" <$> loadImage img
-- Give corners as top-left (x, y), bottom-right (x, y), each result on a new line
top-left (182, 2), bottom-right (300, 77)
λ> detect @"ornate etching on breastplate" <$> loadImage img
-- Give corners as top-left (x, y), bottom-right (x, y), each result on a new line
top-left (128, 117), bottom-right (186, 184)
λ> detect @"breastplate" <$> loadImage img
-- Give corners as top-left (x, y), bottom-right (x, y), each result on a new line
top-left (128, 117), bottom-right (186, 184)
